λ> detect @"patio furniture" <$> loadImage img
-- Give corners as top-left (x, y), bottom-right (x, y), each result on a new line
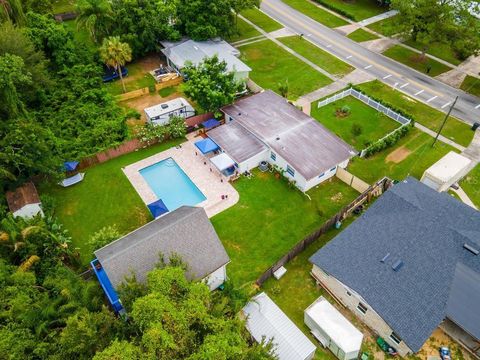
top-left (59, 173), bottom-right (85, 187)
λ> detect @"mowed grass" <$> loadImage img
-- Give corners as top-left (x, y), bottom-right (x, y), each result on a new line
top-left (311, 96), bottom-right (400, 150)
top-left (461, 75), bottom-right (480, 98)
top-left (383, 45), bottom-right (452, 77)
top-left (356, 81), bottom-right (474, 147)
top-left (40, 139), bottom-right (184, 263)
top-left (404, 40), bottom-right (463, 66)
top-left (348, 128), bottom-right (456, 183)
top-left (211, 173), bottom-right (359, 287)
top-left (278, 35), bottom-right (353, 76)
top-left (281, 0), bottom-right (348, 28)
top-left (347, 28), bottom-right (379, 42)
top-left (241, 7), bottom-right (283, 32)
top-left (239, 39), bottom-right (332, 99)
top-left (314, 0), bottom-right (386, 21)
top-left (460, 164), bottom-right (480, 208)
top-left (104, 62), bottom-right (156, 96)
top-left (367, 16), bottom-right (399, 37)
top-left (227, 18), bottom-right (262, 42)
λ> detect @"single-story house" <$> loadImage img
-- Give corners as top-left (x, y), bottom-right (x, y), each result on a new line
top-left (6, 182), bottom-right (44, 219)
top-left (92, 206), bottom-right (230, 312)
top-left (144, 97), bottom-right (195, 125)
top-left (243, 292), bottom-right (316, 360)
top-left (309, 177), bottom-right (480, 357)
top-left (207, 90), bottom-right (355, 191)
top-left (160, 38), bottom-right (251, 82)
top-left (420, 151), bottom-right (472, 192)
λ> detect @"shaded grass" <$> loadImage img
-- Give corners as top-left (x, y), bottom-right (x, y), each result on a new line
top-left (39, 139), bottom-right (184, 263)
top-left (313, 0), bottom-right (386, 21)
top-left (383, 45), bottom-right (452, 77)
top-left (311, 96), bottom-right (400, 150)
top-left (104, 62), bottom-right (156, 96)
top-left (367, 16), bottom-right (399, 37)
top-left (404, 40), bottom-right (462, 66)
top-left (278, 35), bottom-right (353, 76)
top-left (356, 81), bottom-right (473, 147)
top-left (241, 7), bottom-right (283, 33)
top-left (460, 75), bottom-right (480, 98)
top-left (460, 164), bottom-right (480, 208)
top-left (281, 0), bottom-right (348, 28)
top-left (347, 28), bottom-right (379, 42)
top-left (227, 17), bottom-right (262, 42)
top-left (211, 173), bottom-right (359, 287)
top-left (158, 86), bottom-right (177, 97)
top-left (63, 20), bottom-right (96, 52)
top-left (239, 39), bottom-right (332, 99)
top-left (52, 0), bottom-right (76, 13)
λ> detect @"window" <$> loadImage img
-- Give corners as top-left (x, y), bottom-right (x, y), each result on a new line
top-left (286, 165), bottom-right (295, 177)
top-left (390, 332), bottom-right (402, 345)
top-left (330, 166), bottom-right (337, 172)
top-left (318, 172), bottom-right (325, 178)
top-left (357, 302), bottom-right (368, 315)
top-left (270, 152), bottom-right (276, 161)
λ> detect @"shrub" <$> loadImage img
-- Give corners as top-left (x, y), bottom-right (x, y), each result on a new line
top-left (88, 225), bottom-right (121, 253)
top-left (351, 123), bottom-right (362, 137)
top-left (341, 105), bottom-right (351, 114)
top-left (363, 124), bottom-right (412, 157)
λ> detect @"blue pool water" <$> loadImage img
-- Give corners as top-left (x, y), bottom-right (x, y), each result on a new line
top-left (140, 158), bottom-right (206, 212)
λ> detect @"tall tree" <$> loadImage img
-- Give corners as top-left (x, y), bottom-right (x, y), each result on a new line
top-left (0, 0), bottom-right (25, 25)
top-left (76, 0), bottom-right (112, 43)
top-left (99, 36), bottom-right (132, 93)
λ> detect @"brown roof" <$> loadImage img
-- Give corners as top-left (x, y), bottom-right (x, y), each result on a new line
top-left (6, 182), bottom-right (41, 213)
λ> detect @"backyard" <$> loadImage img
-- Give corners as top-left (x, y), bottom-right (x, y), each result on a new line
top-left (281, 0), bottom-right (348, 28)
top-left (311, 96), bottom-right (400, 150)
top-left (239, 39), bottom-right (332, 99)
top-left (211, 172), bottom-right (359, 288)
top-left (313, 0), bottom-right (387, 21)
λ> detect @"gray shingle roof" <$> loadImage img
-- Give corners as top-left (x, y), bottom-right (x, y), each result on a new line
top-left (222, 90), bottom-right (354, 180)
top-left (309, 177), bottom-right (480, 352)
top-left (94, 206), bottom-right (230, 289)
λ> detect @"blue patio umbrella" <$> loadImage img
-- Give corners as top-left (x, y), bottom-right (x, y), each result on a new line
top-left (147, 199), bottom-right (169, 218)
top-left (64, 161), bottom-right (79, 171)
top-left (194, 138), bottom-right (219, 154)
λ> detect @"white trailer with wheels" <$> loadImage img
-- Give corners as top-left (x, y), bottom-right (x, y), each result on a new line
top-left (305, 297), bottom-right (363, 360)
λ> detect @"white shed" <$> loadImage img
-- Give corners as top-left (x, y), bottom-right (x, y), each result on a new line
top-left (421, 151), bottom-right (472, 192)
top-left (243, 292), bottom-right (316, 360)
top-left (304, 297), bottom-right (363, 360)
top-left (144, 97), bottom-right (195, 125)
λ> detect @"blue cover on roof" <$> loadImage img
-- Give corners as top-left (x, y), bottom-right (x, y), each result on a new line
top-left (64, 161), bottom-right (79, 171)
top-left (90, 259), bottom-right (123, 313)
top-left (201, 118), bottom-right (220, 129)
top-left (194, 138), bottom-right (219, 154)
top-left (148, 199), bottom-right (169, 218)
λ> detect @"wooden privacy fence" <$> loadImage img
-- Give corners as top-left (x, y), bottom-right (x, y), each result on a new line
top-left (155, 76), bottom-right (183, 90)
top-left (115, 87), bottom-right (149, 102)
top-left (255, 177), bottom-right (392, 286)
top-left (335, 167), bottom-right (370, 193)
top-left (186, 112), bottom-right (215, 127)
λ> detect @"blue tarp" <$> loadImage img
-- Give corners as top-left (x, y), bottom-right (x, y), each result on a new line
top-left (201, 118), bottom-right (220, 129)
top-left (64, 161), bottom-right (79, 171)
top-left (195, 138), bottom-right (219, 154)
top-left (91, 259), bottom-right (124, 313)
top-left (147, 199), bottom-right (169, 218)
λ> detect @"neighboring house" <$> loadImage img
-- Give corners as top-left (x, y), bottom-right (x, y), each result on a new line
top-left (309, 177), bottom-right (480, 357)
top-left (420, 151), bottom-right (472, 192)
top-left (243, 292), bottom-right (317, 360)
top-left (208, 90), bottom-right (355, 191)
top-left (6, 182), bottom-right (44, 219)
top-left (144, 97), bottom-right (195, 125)
top-left (92, 206), bottom-right (230, 312)
top-left (160, 38), bottom-right (251, 82)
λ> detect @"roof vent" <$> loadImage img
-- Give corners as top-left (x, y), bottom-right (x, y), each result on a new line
top-left (276, 136), bottom-right (280, 141)
top-left (161, 104), bottom-right (168, 109)
top-left (392, 260), bottom-right (404, 272)
top-left (463, 243), bottom-right (479, 255)
top-left (238, 112), bottom-right (241, 116)
top-left (380, 253), bottom-right (390, 263)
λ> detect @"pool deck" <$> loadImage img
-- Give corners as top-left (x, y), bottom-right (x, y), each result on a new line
top-left (122, 134), bottom-right (239, 218)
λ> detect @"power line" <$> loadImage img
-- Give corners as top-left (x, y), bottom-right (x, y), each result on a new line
top-left (432, 95), bottom-right (459, 147)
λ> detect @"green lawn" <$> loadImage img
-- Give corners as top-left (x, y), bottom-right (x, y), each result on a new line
top-left (241, 7), bottom-right (283, 33)
top-left (366, 16), bottom-right (399, 37)
top-left (356, 80), bottom-right (474, 147)
top-left (383, 45), bottom-right (452, 77)
top-left (313, 0), bottom-right (386, 21)
top-left (347, 28), bottom-right (379, 42)
top-left (104, 62), bottom-right (156, 96)
top-left (278, 36), bottom-right (353, 76)
top-left (63, 20), bottom-right (96, 52)
top-left (348, 128), bottom-right (456, 183)
top-left (404, 40), bottom-right (462, 66)
top-left (227, 18), bottom-right (262, 42)
top-left (211, 173), bottom-right (359, 287)
top-left (460, 75), bottom-right (480, 98)
top-left (281, 0), bottom-right (348, 28)
top-left (39, 139), bottom-right (183, 263)
top-left (52, 0), bottom-right (76, 13)
top-left (311, 96), bottom-right (400, 150)
top-left (239, 39), bottom-right (332, 99)
top-left (460, 164), bottom-right (480, 208)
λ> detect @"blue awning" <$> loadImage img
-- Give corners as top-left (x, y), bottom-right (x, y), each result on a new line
top-left (201, 118), bottom-right (220, 130)
top-left (195, 138), bottom-right (219, 154)
top-left (147, 199), bottom-right (169, 218)
top-left (90, 259), bottom-right (124, 313)
top-left (64, 161), bottom-right (79, 171)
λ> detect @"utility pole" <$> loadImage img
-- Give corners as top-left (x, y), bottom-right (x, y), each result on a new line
top-left (432, 96), bottom-right (458, 147)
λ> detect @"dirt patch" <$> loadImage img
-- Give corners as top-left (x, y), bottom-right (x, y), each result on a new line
top-left (122, 53), bottom-right (165, 86)
top-left (119, 90), bottom-right (183, 121)
top-left (330, 192), bottom-right (344, 202)
top-left (386, 146), bottom-right (412, 163)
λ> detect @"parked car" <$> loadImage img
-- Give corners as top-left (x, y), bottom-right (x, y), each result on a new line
top-left (439, 346), bottom-right (451, 360)
top-left (102, 66), bottom-right (128, 82)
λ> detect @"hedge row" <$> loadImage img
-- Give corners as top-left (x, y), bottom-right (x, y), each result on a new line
top-left (363, 123), bottom-right (412, 157)
top-left (312, 0), bottom-right (356, 20)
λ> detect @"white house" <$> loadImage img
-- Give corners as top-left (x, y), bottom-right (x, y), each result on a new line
top-left (6, 182), bottom-right (44, 219)
top-left (208, 90), bottom-right (355, 191)
top-left (421, 151), bottom-right (472, 192)
top-left (144, 97), bottom-right (195, 125)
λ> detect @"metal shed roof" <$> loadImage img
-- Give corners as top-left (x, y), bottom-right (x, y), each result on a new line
top-left (423, 151), bottom-right (472, 183)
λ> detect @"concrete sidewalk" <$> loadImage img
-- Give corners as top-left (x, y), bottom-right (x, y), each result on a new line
top-left (451, 186), bottom-right (477, 209)
top-left (357, 10), bottom-right (398, 26)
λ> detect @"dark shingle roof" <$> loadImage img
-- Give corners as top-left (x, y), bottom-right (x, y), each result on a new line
top-left (310, 177), bottom-right (480, 352)
top-left (6, 182), bottom-right (41, 213)
top-left (94, 206), bottom-right (230, 289)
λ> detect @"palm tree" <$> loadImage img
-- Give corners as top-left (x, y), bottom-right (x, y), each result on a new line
top-left (99, 36), bottom-right (132, 93)
top-left (75, 0), bottom-right (112, 43)
top-left (0, 0), bottom-right (25, 25)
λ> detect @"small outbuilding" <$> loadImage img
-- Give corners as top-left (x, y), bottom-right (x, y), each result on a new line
top-left (6, 182), bottom-right (44, 219)
top-left (243, 292), bottom-right (316, 360)
top-left (304, 297), bottom-right (363, 360)
top-left (144, 97), bottom-right (195, 125)
top-left (421, 151), bottom-right (472, 192)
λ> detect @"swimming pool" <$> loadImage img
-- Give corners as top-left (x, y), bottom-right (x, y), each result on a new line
top-left (139, 158), bottom-right (206, 212)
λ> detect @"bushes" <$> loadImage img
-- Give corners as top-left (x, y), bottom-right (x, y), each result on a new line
top-left (312, 0), bottom-right (356, 20)
top-left (363, 124), bottom-right (412, 157)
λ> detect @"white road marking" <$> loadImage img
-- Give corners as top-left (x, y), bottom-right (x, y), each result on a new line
top-left (415, 89), bottom-right (424, 95)
top-left (441, 102), bottom-right (451, 109)
top-left (326, 44), bottom-right (332, 48)
top-left (383, 74), bottom-right (392, 79)
top-left (400, 82), bottom-right (409, 89)
top-left (427, 95), bottom-right (437, 103)
top-left (393, 82), bottom-right (399, 88)
top-left (346, 55), bottom-right (352, 59)
top-left (475, 104), bottom-right (480, 109)
top-left (364, 65), bottom-right (372, 69)
top-left (307, 33), bottom-right (312, 37)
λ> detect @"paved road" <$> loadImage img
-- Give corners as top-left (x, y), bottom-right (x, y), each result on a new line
top-left (261, 0), bottom-right (480, 125)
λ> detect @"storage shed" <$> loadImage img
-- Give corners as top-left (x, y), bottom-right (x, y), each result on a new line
top-left (144, 97), bottom-right (195, 125)
top-left (243, 292), bottom-right (316, 360)
top-left (304, 297), bottom-right (363, 360)
top-left (421, 151), bottom-right (472, 192)
top-left (6, 182), bottom-right (44, 219)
